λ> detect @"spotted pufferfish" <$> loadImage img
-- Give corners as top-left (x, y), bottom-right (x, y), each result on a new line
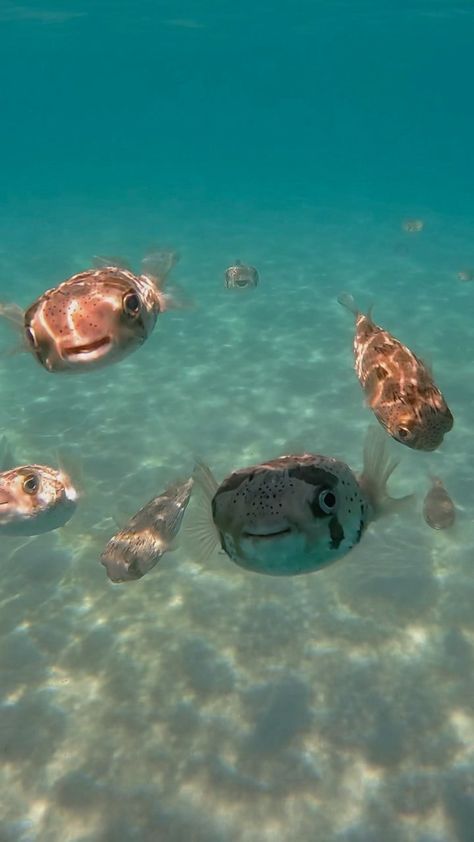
top-left (0, 251), bottom-right (181, 373)
top-left (0, 437), bottom-right (78, 535)
top-left (338, 293), bottom-right (453, 451)
top-left (186, 426), bottom-right (411, 576)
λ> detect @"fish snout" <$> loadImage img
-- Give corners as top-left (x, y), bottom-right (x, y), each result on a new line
top-left (0, 487), bottom-right (12, 505)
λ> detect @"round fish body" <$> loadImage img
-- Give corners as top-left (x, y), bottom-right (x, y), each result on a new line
top-left (0, 464), bottom-right (78, 535)
top-left (402, 218), bottom-right (424, 233)
top-left (210, 454), bottom-right (369, 575)
top-left (224, 261), bottom-right (259, 289)
top-left (423, 477), bottom-right (455, 530)
top-left (23, 268), bottom-right (162, 372)
top-left (338, 295), bottom-right (453, 451)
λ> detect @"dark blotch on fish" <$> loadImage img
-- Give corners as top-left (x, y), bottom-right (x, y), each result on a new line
top-left (329, 516), bottom-right (345, 549)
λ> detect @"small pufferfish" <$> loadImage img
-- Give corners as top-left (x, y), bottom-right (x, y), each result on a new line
top-left (402, 218), bottom-right (424, 233)
top-left (457, 269), bottom-right (474, 282)
top-left (185, 426), bottom-right (412, 576)
top-left (0, 251), bottom-right (181, 373)
top-left (0, 438), bottom-right (78, 535)
top-left (338, 293), bottom-right (453, 451)
top-left (100, 477), bottom-right (193, 582)
top-left (423, 476), bottom-right (456, 530)
top-left (224, 260), bottom-right (259, 289)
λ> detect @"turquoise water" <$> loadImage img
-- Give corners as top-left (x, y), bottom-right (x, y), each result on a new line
top-left (1, 2), bottom-right (474, 840)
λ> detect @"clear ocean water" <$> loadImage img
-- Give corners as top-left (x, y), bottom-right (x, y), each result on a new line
top-left (1, 1), bottom-right (474, 840)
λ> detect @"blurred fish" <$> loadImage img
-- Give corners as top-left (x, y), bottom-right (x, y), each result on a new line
top-left (0, 251), bottom-right (181, 372)
top-left (187, 426), bottom-right (412, 576)
top-left (423, 476), bottom-right (456, 529)
top-left (0, 438), bottom-right (78, 535)
top-left (338, 293), bottom-right (453, 451)
top-left (457, 269), bottom-right (474, 282)
top-left (100, 477), bottom-right (193, 582)
top-left (224, 260), bottom-right (259, 289)
top-left (402, 218), bottom-right (424, 233)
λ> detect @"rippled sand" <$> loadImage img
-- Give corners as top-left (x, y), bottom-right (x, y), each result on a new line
top-left (0, 201), bottom-right (472, 842)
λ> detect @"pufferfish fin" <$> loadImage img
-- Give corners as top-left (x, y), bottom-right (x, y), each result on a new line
top-left (159, 284), bottom-right (194, 312)
top-left (337, 292), bottom-right (358, 315)
top-left (338, 293), bottom-right (375, 323)
top-left (55, 447), bottom-right (84, 497)
top-left (141, 250), bottom-right (180, 286)
top-left (358, 425), bottom-right (415, 519)
top-left (0, 302), bottom-right (25, 331)
top-left (92, 255), bottom-right (133, 271)
top-left (183, 462), bottom-right (220, 564)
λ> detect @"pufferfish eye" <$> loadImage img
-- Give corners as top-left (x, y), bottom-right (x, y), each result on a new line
top-left (25, 326), bottom-right (37, 347)
top-left (319, 489), bottom-right (337, 514)
top-left (397, 427), bottom-right (411, 440)
top-left (122, 291), bottom-right (142, 318)
top-left (22, 473), bottom-right (39, 495)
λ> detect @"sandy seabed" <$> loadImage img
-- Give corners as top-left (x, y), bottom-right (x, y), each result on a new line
top-left (0, 199), bottom-right (473, 842)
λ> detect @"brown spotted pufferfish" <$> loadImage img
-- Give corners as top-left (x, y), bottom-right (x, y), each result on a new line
top-left (0, 251), bottom-right (180, 373)
top-left (338, 293), bottom-right (453, 451)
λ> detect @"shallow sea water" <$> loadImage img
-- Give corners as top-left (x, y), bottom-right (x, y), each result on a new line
top-left (1, 3), bottom-right (474, 841)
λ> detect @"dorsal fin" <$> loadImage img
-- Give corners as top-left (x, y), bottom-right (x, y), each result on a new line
top-left (92, 255), bottom-right (133, 271)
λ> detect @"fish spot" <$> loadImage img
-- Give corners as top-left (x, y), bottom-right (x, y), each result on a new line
top-left (374, 365), bottom-right (388, 380)
top-left (288, 465), bottom-right (338, 490)
top-left (329, 516), bottom-right (344, 549)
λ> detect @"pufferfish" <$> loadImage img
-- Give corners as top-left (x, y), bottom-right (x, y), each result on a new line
top-left (100, 477), bottom-right (193, 582)
top-left (0, 251), bottom-right (180, 373)
top-left (224, 260), bottom-right (259, 289)
top-left (422, 476), bottom-right (456, 530)
top-left (0, 439), bottom-right (78, 535)
top-left (186, 426), bottom-right (411, 576)
top-left (338, 293), bottom-right (453, 451)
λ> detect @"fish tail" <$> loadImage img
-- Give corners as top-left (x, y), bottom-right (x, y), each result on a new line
top-left (359, 425), bottom-right (414, 518)
top-left (182, 461), bottom-right (220, 564)
top-left (337, 292), bottom-right (359, 316)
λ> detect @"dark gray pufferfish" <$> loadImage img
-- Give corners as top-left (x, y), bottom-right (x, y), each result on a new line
top-left (187, 426), bottom-right (412, 576)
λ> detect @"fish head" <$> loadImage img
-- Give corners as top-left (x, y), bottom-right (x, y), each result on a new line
top-left (224, 263), bottom-right (259, 289)
top-left (24, 269), bottom-right (160, 372)
top-left (0, 465), bottom-right (78, 535)
top-left (387, 401), bottom-right (454, 451)
top-left (212, 455), bottom-right (368, 575)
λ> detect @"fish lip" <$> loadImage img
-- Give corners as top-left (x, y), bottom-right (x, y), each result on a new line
top-left (63, 336), bottom-right (111, 359)
top-left (242, 527), bottom-right (292, 540)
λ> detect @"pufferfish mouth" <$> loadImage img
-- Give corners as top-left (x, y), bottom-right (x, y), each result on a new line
top-left (64, 336), bottom-right (111, 359)
top-left (242, 526), bottom-right (292, 540)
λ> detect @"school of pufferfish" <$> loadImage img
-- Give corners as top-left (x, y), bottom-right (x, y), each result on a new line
top-left (0, 225), bottom-right (459, 582)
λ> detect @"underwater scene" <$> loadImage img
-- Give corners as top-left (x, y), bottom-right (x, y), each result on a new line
top-left (1, 1), bottom-right (474, 840)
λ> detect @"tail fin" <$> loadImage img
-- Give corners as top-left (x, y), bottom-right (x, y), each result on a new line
top-left (358, 425), bottom-right (414, 518)
top-left (337, 292), bottom-right (359, 316)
